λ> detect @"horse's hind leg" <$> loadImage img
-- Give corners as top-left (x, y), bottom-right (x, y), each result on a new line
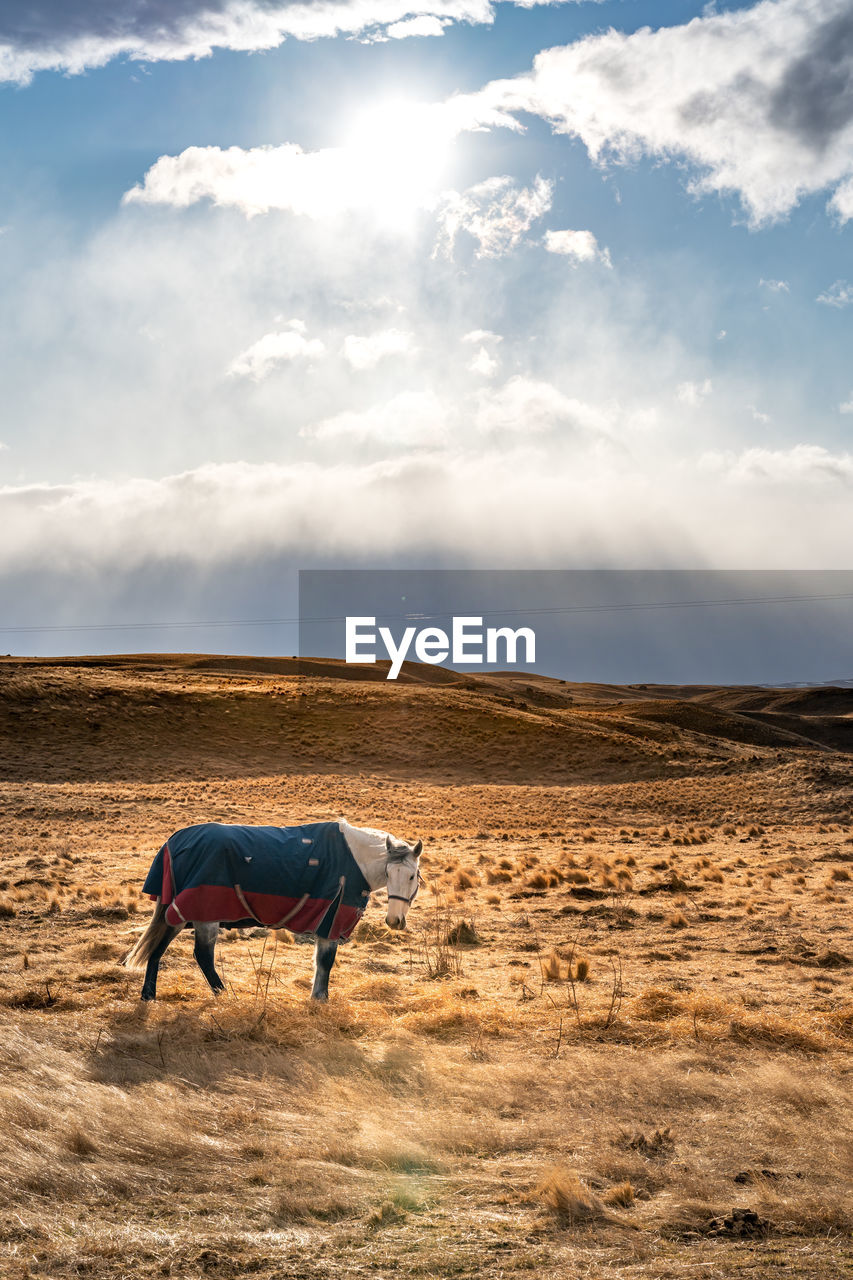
top-left (311, 937), bottom-right (338, 1002)
top-left (140, 924), bottom-right (184, 1001)
top-left (193, 923), bottom-right (225, 995)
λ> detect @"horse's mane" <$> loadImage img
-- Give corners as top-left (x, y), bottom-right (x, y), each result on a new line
top-left (337, 818), bottom-right (414, 861)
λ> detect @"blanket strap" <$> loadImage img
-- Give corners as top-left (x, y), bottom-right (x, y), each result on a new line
top-left (326, 876), bottom-right (347, 938)
top-left (233, 883), bottom-right (262, 924)
top-left (233, 884), bottom-right (310, 930)
top-left (271, 894), bottom-right (310, 929)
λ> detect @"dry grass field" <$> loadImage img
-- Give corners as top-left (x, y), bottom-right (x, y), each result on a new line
top-left (1, 655), bottom-right (852, 1279)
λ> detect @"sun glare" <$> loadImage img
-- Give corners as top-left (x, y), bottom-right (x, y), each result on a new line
top-left (340, 98), bottom-right (453, 228)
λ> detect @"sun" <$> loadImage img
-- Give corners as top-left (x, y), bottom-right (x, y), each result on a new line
top-left (340, 97), bottom-right (454, 228)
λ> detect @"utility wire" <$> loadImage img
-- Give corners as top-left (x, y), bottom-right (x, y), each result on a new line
top-left (2, 589), bottom-right (853, 635)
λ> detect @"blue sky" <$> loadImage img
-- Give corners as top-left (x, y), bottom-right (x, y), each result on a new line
top-left (1, 0), bottom-right (852, 656)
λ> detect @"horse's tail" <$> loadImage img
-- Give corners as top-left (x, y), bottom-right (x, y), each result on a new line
top-left (124, 900), bottom-right (169, 970)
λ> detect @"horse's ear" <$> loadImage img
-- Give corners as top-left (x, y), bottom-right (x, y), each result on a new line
top-left (385, 835), bottom-right (394, 853)
top-left (413, 840), bottom-right (423, 857)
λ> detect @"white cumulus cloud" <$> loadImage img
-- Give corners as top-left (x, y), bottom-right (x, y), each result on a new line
top-left (305, 390), bottom-right (447, 445)
top-left (544, 228), bottom-right (611, 266)
top-left (677, 379), bottom-right (713, 407)
top-left (435, 175), bottom-right (552, 258)
top-left (468, 346), bottom-right (499, 377)
top-left (343, 328), bottom-right (414, 370)
top-left (702, 444), bottom-right (853, 484)
top-left (462, 329), bottom-right (503, 345)
top-left (0, 0), bottom-right (504, 83)
top-left (475, 376), bottom-right (611, 436)
top-left (227, 326), bottom-right (325, 379)
top-left (817, 279), bottom-right (853, 308)
top-left (385, 15), bottom-right (448, 38)
top-left (463, 0), bottom-right (853, 226)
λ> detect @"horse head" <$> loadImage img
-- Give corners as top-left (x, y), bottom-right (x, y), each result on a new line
top-left (384, 834), bottom-right (423, 930)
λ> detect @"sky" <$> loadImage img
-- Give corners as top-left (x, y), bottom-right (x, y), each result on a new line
top-left (1, 0), bottom-right (853, 662)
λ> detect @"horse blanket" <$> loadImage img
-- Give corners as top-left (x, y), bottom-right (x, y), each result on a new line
top-left (142, 821), bottom-right (371, 942)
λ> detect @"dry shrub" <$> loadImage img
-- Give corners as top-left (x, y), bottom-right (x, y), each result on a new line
top-left (353, 919), bottom-right (394, 943)
top-left (541, 950), bottom-right (563, 982)
top-left (527, 872), bottom-right (549, 890)
top-left (727, 1011), bottom-right (829, 1053)
top-left (535, 1167), bottom-right (629, 1229)
top-left (271, 1179), bottom-right (362, 1224)
top-left (604, 1181), bottom-right (635, 1207)
top-left (668, 912), bottom-right (688, 929)
top-left (574, 958), bottom-right (590, 982)
top-left (617, 1128), bottom-right (673, 1156)
top-left (365, 1197), bottom-right (409, 1228)
top-left (487, 868), bottom-right (513, 884)
top-left (824, 1003), bottom-right (853, 1038)
top-left (565, 869), bottom-right (590, 885)
top-left (454, 870), bottom-right (477, 890)
top-left (445, 920), bottom-right (480, 946)
top-left (65, 1126), bottom-right (98, 1158)
top-left (633, 988), bottom-right (684, 1022)
top-left (0, 897), bottom-right (16, 919)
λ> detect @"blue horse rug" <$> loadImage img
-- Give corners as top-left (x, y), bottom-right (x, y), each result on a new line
top-left (142, 821), bottom-right (371, 942)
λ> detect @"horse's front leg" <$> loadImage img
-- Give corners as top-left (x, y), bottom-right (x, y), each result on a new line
top-left (192, 922), bottom-right (225, 995)
top-left (311, 937), bottom-right (338, 1002)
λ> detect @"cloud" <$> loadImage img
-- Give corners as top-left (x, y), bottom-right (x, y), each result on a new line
top-left (227, 325), bottom-right (324, 379)
top-left (468, 346), bottom-right (498, 377)
top-left (124, 142), bottom-right (381, 219)
top-left (462, 329), bottom-right (502, 345)
top-left (465, 0), bottom-right (853, 225)
top-left (544, 228), bottom-right (611, 266)
top-left (343, 328), bottom-right (414, 370)
top-left (305, 390), bottom-right (447, 445)
top-left (702, 443), bottom-right (853, 484)
top-left (749, 405), bottom-right (771, 424)
top-left (435, 175), bottom-right (552, 258)
top-left (123, 98), bottom-right (522, 225)
top-left (474, 376), bottom-right (612, 436)
top-left (759, 277), bottom-right (790, 292)
top-left (817, 279), bottom-right (853, 307)
top-left (840, 393), bottom-right (853, 414)
top-left (4, 444), bottom-right (853, 584)
top-left (385, 16), bottom-right (448, 38)
top-left (677, 379), bottom-right (712, 406)
top-left (0, 0), bottom-right (502, 83)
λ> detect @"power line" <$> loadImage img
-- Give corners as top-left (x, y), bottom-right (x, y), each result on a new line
top-left (2, 589), bottom-right (853, 635)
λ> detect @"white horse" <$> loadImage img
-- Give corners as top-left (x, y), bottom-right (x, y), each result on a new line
top-left (124, 819), bottom-right (422, 1001)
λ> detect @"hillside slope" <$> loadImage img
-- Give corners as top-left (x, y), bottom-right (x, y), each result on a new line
top-left (2, 655), bottom-right (851, 784)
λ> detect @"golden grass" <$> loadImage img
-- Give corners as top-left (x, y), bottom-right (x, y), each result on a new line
top-left (2, 660), bottom-right (853, 1277)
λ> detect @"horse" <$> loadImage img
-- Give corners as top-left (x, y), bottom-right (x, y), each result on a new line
top-left (124, 818), bottom-right (422, 1002)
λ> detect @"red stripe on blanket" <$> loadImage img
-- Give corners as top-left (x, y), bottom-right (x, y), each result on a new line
top-left (164, 885), bottom-right (363, 940)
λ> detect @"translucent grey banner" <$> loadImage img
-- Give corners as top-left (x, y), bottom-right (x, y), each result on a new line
top-left (298, 570), bottom-right (853, 685)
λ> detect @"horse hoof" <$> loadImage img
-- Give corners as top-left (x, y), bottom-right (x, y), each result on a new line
top-left (140, 993), bottom-right (155, 1002)
top-left (311, 992), bottom-right (329, 1003)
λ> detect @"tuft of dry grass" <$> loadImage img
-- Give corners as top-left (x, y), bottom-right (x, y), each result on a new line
top-left (534, 1167), bottom-right (634, 1230)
